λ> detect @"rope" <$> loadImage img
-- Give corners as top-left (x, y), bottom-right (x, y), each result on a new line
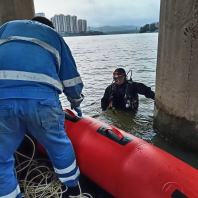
top-left (15, 135), bottom-right (93, 198)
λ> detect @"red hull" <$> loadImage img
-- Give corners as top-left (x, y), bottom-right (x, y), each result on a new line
top-left (64, 110), bottom-right (198, 198)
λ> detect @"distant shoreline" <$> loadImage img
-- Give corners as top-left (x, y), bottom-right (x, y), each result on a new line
top-left (59, 23), bottom-right (159, 37)
top-left (61, 31), bottom-right (158, 37)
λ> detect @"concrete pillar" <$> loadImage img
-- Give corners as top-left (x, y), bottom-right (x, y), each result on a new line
top-left (0, 0), bottom-right (35, 25)
top-left (154, 0), bottom-right (198, 151)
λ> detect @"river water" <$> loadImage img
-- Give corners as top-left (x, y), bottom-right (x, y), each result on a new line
top-left (61, 33), bottom-right (198, 168)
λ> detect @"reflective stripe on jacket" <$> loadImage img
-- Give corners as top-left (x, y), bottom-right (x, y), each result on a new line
top-left (0, 20), bottom-right (83, 100)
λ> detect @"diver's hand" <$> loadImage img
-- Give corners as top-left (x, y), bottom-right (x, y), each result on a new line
top-left (108, 101), bottom-right (113, 109)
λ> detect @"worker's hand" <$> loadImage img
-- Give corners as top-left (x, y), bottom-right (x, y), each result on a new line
top-left (108, 101), bottom-right (113, 109)
top-left (74, 106), bottom-right (82, 117)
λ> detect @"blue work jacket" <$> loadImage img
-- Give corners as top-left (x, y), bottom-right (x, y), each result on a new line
top-left (0, 20), bottom-right (83, 103)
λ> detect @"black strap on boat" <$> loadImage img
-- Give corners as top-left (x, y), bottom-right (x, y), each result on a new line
top-left (64, 111), bottom-right (80, 122)
top-left (171, 189), bottom-right (188, 198)
top-left (97, 126), bottom-right (132, 145)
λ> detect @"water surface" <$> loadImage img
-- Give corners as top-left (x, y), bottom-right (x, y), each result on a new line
top-left (61, 33), bottom-right (198, 168)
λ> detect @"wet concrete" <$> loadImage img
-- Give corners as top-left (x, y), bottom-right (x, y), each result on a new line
top-left (155, 0), bottom-right (198, 150)
top-left (154, 103), bottom-right (198, 152)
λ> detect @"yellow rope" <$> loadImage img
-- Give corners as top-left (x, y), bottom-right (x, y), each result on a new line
top-left (15, 135), bottom-right (93, 198)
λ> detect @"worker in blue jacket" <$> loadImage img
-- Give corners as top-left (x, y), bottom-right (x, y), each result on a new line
top-left (0, 17), bottom-right (83, 197)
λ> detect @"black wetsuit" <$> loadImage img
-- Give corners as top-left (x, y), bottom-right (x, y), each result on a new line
top-left (101, 80), bottom-right (155, 112)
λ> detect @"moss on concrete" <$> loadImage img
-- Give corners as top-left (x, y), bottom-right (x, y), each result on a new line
top-left (154, 107), bottom-right (198, 152)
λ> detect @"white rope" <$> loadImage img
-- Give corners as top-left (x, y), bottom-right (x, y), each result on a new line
top-left (15, 135), bottom-right (93, 198)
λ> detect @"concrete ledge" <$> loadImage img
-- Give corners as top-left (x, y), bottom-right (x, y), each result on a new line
top-left (154, 106), bottom-right (198, 152)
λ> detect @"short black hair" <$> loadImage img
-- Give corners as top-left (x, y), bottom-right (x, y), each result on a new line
top-left (114, 68), bottom-right (126, 76)
top-left (32, 16), bottom-right (54, 28)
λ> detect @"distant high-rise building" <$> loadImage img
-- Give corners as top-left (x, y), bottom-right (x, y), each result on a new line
top-left (82, 20), bottom-right (87, 32)
top-left (35, 12), bottom-right (45, 17)
top-left (78, 19), bottom-right (83, 33)
top-left (51, 14), bottom-right (67, 33)
top-left (71, 16), bottom-right (78, 33)
top-left (65, 15), bottom-right (72, 33)
top-left (51, 14), bottom-right (88, 34)
top-left (78, 19), bottom-right (87, 33)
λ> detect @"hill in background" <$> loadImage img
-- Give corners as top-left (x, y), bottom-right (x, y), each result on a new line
top-left (89, 25), bottom-right (140, 34)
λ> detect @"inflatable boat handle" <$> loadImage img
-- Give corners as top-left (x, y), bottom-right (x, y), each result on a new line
top-left (97, 126), bottom-right (132, 145)
top-left (107, 127), bottom-right (124, 140)
top-left (64, 109), bottom-right (80, 122)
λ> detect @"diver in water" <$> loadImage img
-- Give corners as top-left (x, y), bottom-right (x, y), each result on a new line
top-left (101, 68), bottom-right (155, 113)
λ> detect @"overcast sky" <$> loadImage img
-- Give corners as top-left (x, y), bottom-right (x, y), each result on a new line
top-left (34, 0), bottom-right (160, 27)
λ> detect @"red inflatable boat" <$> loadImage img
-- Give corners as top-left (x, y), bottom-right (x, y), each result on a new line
top-left (64, 109), bottom-right (198, 198)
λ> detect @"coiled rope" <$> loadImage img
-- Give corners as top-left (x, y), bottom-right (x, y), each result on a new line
top-left (15, 135), bottom-right (93, 198)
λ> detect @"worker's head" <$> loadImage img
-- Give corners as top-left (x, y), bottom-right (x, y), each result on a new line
top-left (32, 16), bottom-right (54, 29)
top-left (113, 68), bottom-right (127, 85)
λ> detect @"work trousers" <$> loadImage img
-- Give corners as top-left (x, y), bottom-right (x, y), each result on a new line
top-left (0, 98), bottom-right (79, 197)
